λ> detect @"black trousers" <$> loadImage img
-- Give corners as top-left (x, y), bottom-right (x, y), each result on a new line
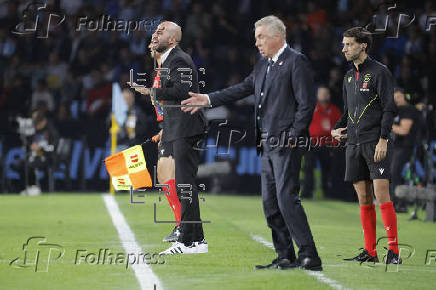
top-left (390, 146), bottom-right (413, 202)
top-left (261, 148), bottom-right (318, 260)
top-left (13, 155), bottom-right (51, 190)
top-left (302, 147), bottom-right (332, 198)
top-left (170, 135), bottom-right (204, 243)
top-left (303, 146), bottom-right (353, 200)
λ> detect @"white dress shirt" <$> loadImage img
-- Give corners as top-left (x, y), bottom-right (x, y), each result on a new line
top-left (270, 42), bottom-right (287, 63)
top-left (160, 46), bottom-right (175, 65)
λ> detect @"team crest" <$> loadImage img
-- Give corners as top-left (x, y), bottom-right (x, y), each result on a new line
top-left (363, 73), bottom-right (371, 82)
top-left (348, 76), bottom-right (352, 83)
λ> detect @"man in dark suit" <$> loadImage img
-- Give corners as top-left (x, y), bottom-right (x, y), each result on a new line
top-left (133, 21), bottom-right (208, 255)
top-left (181, 15), bottom-right (322, 270)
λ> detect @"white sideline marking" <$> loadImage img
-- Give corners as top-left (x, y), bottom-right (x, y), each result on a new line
top-left (250, 234), bottom-right (348, 290)
top-left (103, 194), bottom-right (163, 290)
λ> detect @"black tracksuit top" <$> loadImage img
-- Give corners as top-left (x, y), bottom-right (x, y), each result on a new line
top-left (334, 56), bottom-right (397, 145)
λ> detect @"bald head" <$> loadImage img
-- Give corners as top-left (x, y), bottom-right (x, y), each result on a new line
top-left (152, 21), bottom-right (182, 53)
top-left (164, 21), bottom-right (182, 42)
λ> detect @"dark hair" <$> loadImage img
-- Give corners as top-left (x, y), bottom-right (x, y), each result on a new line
top-left (394, 88), bottom-right (413, 102)
top-left (394, 87), bottom-right (405, 94)
top-left (31, 108), bottom-right (46, 124)
top-left (343, 27), bottom-right (372, 52)
top-left (317, 84), bottom-right (329, 90)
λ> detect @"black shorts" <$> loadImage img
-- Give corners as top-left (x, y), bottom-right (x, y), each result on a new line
top-left (158, 141), bottom-right (173, 158)
top-left (345, 141), bottom-right (391, 182)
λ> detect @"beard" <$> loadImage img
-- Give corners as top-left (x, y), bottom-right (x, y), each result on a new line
top-left (350, 53), bottom-right (359, 61)
top-left (155, 39), bottom-right (170, 53)
top-left (345, 48), bottom-right (364, 61)
top-left (345, 53), bottom-right (357, 61)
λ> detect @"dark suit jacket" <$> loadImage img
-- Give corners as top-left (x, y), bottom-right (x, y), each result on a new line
top-left (155, 45), bottom-right (206, 142)
top-left (209, 45), bottom-right (316, 153)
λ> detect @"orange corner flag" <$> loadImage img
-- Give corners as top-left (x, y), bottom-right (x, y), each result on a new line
top-left (105, 145), bottom-right (152, 191)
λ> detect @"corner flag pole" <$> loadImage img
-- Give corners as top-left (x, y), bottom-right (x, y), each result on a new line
top-left (110, 82), bottom-right (128, 195)
top-left (110, 113), bottom-right (119, 195)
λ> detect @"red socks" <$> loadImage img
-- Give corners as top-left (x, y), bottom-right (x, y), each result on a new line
top-left (360, 204), bottom-right (377, 257)
top-left (380, 201), bottom-right (399, 254)
top-left (162, 179), bottom-right (181, 226)
top-left (360, 202), bottom-right (399, 256)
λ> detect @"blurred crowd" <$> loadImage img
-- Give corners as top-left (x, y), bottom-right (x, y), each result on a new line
top-left (0, 0), bottom-right (435, 195)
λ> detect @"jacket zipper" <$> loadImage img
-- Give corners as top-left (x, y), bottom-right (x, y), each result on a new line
top-left (354, 71), bottom-right (360, 145)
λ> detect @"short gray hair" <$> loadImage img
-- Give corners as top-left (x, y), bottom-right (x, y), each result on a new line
top-left (255, 15), bottom-right (286, 41)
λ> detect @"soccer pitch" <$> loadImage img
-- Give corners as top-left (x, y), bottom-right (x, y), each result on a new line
top-left (1, 193), bottom-right (435, 290)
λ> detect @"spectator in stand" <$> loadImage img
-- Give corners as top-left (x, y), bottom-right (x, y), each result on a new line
top-left (54, 102), bottom-right (82, 139)
top-left (302, 86), bottom-right (341, 199)
top-left (305, 1), bottom-right (327, 34)
top-left (71, 49), bottom-right (91, 78)
top-left (32, 79), bottom-right (55, 113)
top-left (85, 70), bottom-right (111, 118)
top-left (46, 51), bottom-right (68, 90)
top-left (117, 85), bottom-right (153, 149)
top-left (84, 69), bottom-right (112, 148)
top-left (12, 108), bottom-right (59, 195)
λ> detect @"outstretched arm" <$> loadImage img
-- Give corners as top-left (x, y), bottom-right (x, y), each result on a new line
top-left (181, 71), bottom-right (255, 114)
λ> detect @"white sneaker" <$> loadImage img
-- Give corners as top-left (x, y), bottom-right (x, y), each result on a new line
top-left (20, 186), bottom-right (41, 196)
top-left (195, 239), bottom-right (208, 253)
top-left (159, 242), bottom-right (196, 255)
top-left (160, 240), bottom-right (208, 255)
top-left (27, 185), bottom-right (41, 196)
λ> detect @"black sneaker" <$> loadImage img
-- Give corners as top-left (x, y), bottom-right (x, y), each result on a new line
top-left (344, 249), bottom-right (379, 263)
top-left (162, 226), bottom-right (180, 242)
top-left (385, 249), bottom-right (402, 264)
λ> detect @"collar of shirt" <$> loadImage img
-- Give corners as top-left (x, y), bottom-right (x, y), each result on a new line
top-left (160, 46), bottom-right (176, 64)
top-left (352, 55), bottom-right (371, 71)
top-left (269, 42), bottom-right (287, 63)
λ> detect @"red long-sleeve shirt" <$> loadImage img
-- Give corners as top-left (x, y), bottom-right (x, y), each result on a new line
top-left (309, 102), bottom-right (342, 146)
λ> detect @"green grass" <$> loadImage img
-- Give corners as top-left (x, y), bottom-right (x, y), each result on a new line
top-left (1, 193), bottom-right (436, 290)
top-left (0, 194), bottom-right (138, 290)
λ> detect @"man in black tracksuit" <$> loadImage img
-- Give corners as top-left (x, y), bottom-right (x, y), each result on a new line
top-left (334, 56), bottom-right (396, 164)
top-left (391, 88), bottom-right (421, 212)
top-left (331, 27), bottom-right (401, 265)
